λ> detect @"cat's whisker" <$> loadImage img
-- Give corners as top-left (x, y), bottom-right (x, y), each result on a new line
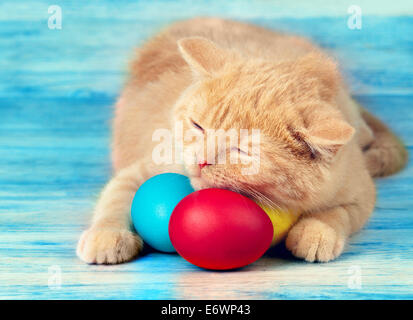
top-left (243, 185), bottom-right (283, 211)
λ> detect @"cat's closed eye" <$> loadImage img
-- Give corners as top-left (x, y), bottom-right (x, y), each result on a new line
top-left (190, 119), bottom-right (204, 132)
top-left (231, 147), bottom-right (250, 156)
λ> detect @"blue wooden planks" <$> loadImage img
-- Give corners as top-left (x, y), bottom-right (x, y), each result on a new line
top-left (1, 0), bottom-right (413, 299)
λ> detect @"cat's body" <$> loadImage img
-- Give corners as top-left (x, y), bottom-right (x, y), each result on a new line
top-left (77, 18), bottom-right (407, 264)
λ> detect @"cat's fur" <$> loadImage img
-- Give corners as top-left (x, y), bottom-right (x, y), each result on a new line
top-left (77, 18), bottom-right (407, 264)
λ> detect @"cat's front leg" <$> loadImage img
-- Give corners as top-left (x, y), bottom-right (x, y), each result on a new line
top-left (285, 206), bottom-right (355, 262)
top-left (77, 162), bottom-right (149, 264)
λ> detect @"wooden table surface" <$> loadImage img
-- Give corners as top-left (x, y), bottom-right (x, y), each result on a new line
top-left (1, 0), bottom-right (412, 299)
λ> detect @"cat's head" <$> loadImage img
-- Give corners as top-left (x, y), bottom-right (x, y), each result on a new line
top-left (172, 37), bottom-right (354, 210)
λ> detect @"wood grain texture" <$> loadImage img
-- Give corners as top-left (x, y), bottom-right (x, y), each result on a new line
top-left (1, 0), bottom-right (412, 299)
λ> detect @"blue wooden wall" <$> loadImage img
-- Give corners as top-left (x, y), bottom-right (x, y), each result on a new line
top-left (0, 0), bottom-right (412, 299)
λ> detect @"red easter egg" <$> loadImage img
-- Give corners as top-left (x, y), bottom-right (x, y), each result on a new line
top-left (169, 188), bottom-right (273, 270)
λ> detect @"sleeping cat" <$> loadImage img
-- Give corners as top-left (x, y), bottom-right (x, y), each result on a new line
top-left (77, 17), bottom-right (407, 264)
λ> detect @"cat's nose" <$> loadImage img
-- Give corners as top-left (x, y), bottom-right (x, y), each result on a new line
top-left (199, 161), bottom-right (210, 169)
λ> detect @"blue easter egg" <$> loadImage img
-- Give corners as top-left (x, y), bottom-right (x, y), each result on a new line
top-left (131, 173), bottom-right (194, 252)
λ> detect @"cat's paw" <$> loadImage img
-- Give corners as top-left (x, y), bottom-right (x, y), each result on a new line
top-left (285, 218), bottom-right (345, 262)
top-left (76, 227), bottom-right (143, 264)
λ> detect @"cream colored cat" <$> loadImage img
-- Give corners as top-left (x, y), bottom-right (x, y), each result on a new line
top-left (77, 18), bottom-right (407, 264)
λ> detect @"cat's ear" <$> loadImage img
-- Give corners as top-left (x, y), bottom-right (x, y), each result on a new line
top-left (298, 114), bottom-right (355, 157)
top-left (177, 37), bottom-right (231, 76)
top-left (294, 53), bottom-right (340, 102)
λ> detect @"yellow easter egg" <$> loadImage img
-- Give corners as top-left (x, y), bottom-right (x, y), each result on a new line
top-left (258, 204), bottom-right (301, 246)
